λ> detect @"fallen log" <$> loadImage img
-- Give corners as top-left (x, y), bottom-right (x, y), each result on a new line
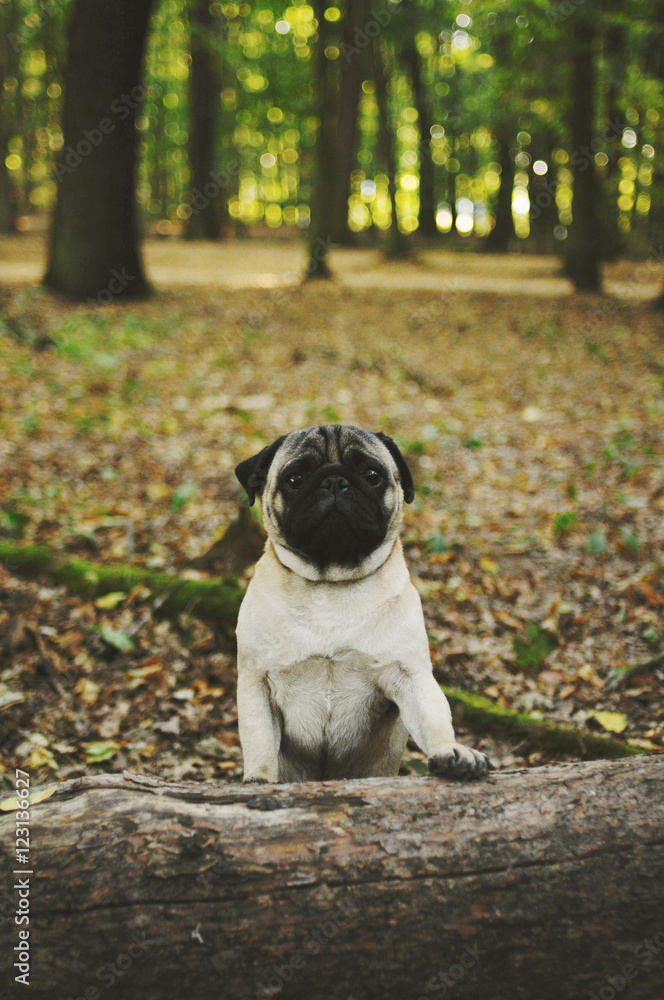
top-left (1, 757), bottom-right (663, 999)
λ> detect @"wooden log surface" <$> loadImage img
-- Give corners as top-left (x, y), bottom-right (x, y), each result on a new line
top-left (1, 757), bottom-right (664, 999)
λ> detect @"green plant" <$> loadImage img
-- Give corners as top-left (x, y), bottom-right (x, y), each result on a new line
top-left (426, 532), bottom-right (450, 554)
top-left (554, 511), bottom-right (577, 535)
top-left (513, 622), bottom-right (558, 671)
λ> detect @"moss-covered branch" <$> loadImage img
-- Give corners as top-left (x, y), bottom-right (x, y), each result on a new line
top-left (1, 542), bottom-right (656, 760)
top-left (0, 543), bottom-right (244, 635)
top-left (441, 685), bottom-right (650, 759)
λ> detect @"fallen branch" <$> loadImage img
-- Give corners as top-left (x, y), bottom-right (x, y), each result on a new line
top-left (1, 542), bottom-right (657, 760)
top-left (604, 652), bottom-right (664, 692)
top-left (0, 758), bottom-right (662, 998)
top-left (0, 542), bottom-right (243, 635)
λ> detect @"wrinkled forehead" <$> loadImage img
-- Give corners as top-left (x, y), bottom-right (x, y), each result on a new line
top-left (277, 424), bottom-right (387, 467)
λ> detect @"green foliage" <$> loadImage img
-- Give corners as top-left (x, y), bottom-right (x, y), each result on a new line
top-left (172, 481), bottom-right (197, 511)
top-left (2, 0), bottom-right (663, 246)
top-left (588, 531), bottom-right (608, 556)
top-left (98, 626), bottom-right (136, 654)
top-left (0, 501), bottom-right (31, 539)
top-left (513, 621), bottom-right (558, 671)
top-left (619, 526), bottom-right (639, 553)
top-left (426, 532), bottom-right (450, 554)
top-left (554, 510), bottom-right (577, 535)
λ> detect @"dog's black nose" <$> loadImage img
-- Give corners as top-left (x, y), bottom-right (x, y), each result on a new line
top-left (321, 474), bottom-right (350, 494)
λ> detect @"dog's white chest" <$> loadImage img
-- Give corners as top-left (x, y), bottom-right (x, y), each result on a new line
top-left (266, 651), bottom-right (385, 752)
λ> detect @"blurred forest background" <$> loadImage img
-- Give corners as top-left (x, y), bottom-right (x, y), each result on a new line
top-left (1, 0), bottom-right (664, 788)
top-left (0, 0), bottom-right (663, 296)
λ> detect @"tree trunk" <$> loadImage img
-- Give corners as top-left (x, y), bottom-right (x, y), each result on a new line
top-left (0, 4), bottom-right (20, 233)
top-left (401, 13), bottom-right (437, 239)
top-left (306, 0), bottom-right (336, 278)
top-left (528, 133), bottom-right (558, 252)
top-left (602, 22), bottom-right (626, 261)
top-left (645, 2), bottom-right (664, 304)
top-left (1, 758), bottom-right (662, 998)
top-left (373, 39), bottom-right (407, 258)
top-left (485, 124), bottom-right (514, 252)
top-left (329, 0), bottom-right (365, 246)
top-left (43, 0), bottom-right (154, 302)
top-left (186, 0), bottom-right (225, 241)
top-left (565, 15), bottom-right (602, 292)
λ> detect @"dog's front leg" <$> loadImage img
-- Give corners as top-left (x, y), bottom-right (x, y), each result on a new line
top-left (379, 663), bottom-right (493, 780)
top-left (237, 671), bottom-right (281, 783)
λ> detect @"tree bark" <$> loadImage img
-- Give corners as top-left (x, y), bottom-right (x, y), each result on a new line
top-left (1, 758), bottom-right (663, 998)
top-left (186, 0), bottom-right (225, 241)
top-left (485, 123), bottom-right (514, 252)
top-left (601, 22), bottom-right (626, 261)
top-left (328, 0), bottom-right (365, 246)
top-left (528, 132), bottom-right (558, 253)
top-left (43, 0), bottom-right (154, 301)
top-left (306, 0), bottom-right (336, 278)
top-left (0, 3), bottom-right (20, 233)
top-left (401, 4), bottom-right (437, 239)
top-left (565, 14), bottom-right (602, 292)
top-left (373, 39), bottom-right (407, 258)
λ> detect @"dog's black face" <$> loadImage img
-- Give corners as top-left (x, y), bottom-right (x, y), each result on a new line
top-left (277, 448), bottom-right (392, 569)
top-left (236, 425), bottom-right (414, 576)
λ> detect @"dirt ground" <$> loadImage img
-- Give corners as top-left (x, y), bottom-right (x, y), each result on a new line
top-left (1, 233), bottom-right (663, 789)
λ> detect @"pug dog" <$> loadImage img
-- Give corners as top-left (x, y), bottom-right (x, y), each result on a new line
top-left (234, 424), bottom-right (492, 783)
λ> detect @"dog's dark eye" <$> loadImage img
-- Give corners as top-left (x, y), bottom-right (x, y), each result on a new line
top-left (364, 468), bottom-right (383, 487)
top-left (285, 472), bottom-right (303, 492)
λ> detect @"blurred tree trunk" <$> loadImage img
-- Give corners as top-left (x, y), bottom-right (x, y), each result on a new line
top-left (565, 14), bottom-right (602, 292)
top-left (0, 124), bottom-right (17, 234)
top-left (186, 0), bottom-right (225, 240)
top-left (373, 40), bottom-right (407, 258)
top-left (644, 1), bottom-right (664, 309)
top-left (602, 21), bottom-right (626, 261)
top-left (329, 0), bottom-right (365, 245)
top-left (0, 6), bottom-right (19, 232)
top-left (306, 0), bottom-right (335, 278)
top-left (485, 124), bottom-right (514, 252)
top-left (402, 37), bottom-right (436, 238)
top-left (528, 133), bottom-right (558, 252)
top-left (44, 0), bottom-right (154, 302)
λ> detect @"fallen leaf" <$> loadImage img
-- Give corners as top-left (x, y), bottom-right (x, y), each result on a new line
top-left (84, 740), bottom-right (120, 763)
top-left (587, 710), bottom-right (628, 734)
top-left (0, 785), bottom-right (57, 811)
top-left (576, 664), bottom-right (603, 688)
top-left (75, 678), bottom-right (100, 705)
top-left (28, 746), bottom-right (58, 771)
top-left (95, 591), bottom-right (127, 609)
top-left (99, 626), bottom-right (135, 653)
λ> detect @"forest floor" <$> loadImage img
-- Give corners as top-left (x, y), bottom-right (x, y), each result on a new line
top-left (1, 233), bottom-right (664, 790)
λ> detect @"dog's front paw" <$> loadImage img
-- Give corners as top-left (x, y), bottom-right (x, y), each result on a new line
top-left (428, 744), bottom-right (493, 781)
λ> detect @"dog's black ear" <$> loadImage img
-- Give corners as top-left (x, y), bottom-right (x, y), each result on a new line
top-left (235, 436), bottom-right (286, 505)
top-left (375, 432), bottom-right (415, 504)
